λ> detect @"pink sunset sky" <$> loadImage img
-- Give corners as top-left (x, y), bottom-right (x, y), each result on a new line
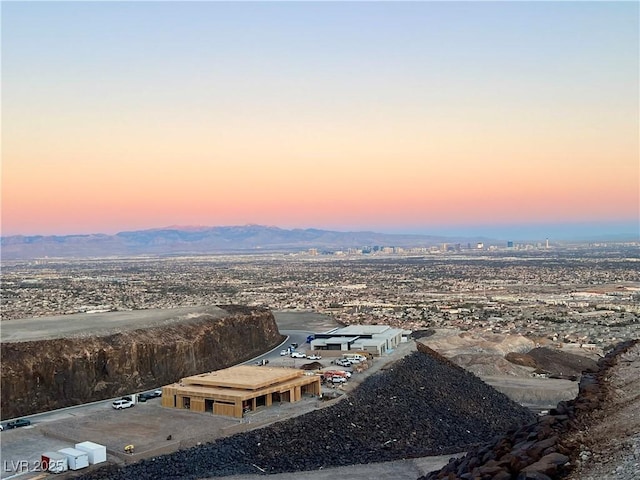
top-left (2, 2), bottom-right (638, 237)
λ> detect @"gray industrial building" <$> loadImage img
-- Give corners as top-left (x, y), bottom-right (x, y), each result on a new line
top-left (310, 325), bottom-right (403, 355)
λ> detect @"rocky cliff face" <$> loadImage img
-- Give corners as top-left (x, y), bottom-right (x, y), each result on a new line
top-left (1, 305), bottom-right (284, 419)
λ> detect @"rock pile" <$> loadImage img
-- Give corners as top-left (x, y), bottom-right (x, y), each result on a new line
top-left (419, 339), bottom-right (639, 480)
top-left (526, 347), bottom-right (598, 378)
top-left (299, 361), bottom-right (323, 370)
top-left (504, 347), bottom-right (598, 379)
top-left (75, 344), bottom-right (534, 479)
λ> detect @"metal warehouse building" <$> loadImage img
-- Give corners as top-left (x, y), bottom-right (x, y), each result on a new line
top-left (161, 365), bottom-right (321, 418)
top-left (310, 325), bottom-right (403, 355)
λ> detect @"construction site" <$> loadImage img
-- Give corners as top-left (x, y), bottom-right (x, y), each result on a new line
top-left (161, 365), bottom-right (322, 418)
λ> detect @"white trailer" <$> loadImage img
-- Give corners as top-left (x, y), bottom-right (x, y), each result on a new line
top-left (75, 441), bottom-right (107, 465)
top-left (57, 447), bottom-right (89, 470)
top-left (41, 451), bottom-right (68, 473)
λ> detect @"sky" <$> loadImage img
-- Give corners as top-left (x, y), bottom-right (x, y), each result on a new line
top-left (2, 1), bottom-right (639, 239)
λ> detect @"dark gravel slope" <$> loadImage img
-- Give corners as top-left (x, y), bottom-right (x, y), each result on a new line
top-left (76, 348), bottom-right (534, 480)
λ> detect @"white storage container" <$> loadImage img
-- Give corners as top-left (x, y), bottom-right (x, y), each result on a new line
top-left (41, 451), bottom-right (68, 473)
top-left (75, 441), bottom-right (107, 465)
top-left (57, 447), bottom-right (89, 470)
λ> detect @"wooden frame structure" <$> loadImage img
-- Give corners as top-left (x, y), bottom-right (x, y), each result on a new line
top-left (161, 365), bottom-right (321, 418)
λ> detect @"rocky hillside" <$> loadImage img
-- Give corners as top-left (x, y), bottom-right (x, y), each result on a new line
top-left (75, 343), bottom-right (534, 479)
top-left (1, 306), bottom-right (283, 419)
top-left (563, 341), bottom-right (640, 480)
top-left (419, 339), bottom-right (639, 480)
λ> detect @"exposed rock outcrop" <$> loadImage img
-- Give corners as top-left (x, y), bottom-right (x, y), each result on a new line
top-left (1, 305), bottom-right (284, 419)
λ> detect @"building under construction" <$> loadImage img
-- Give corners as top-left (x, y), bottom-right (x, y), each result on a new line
top-left (161, 365), bottom-right (321, 418)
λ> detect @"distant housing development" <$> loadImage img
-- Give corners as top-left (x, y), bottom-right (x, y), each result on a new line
top-left (161, 365), bottom-right (321, 418)
top-left (311, 325), bottom-right (403, 355)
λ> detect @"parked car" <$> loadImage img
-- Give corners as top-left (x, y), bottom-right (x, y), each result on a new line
top-left (323, 370), bottom-right (351, 380)
top-left (280, 350), bottom-right (288, 356)
top-left (336, 359), bottom-right (352, 367)
top-left (138, 390), bottom-right (162, 401)
top-left (290, 352), bottom-right (306, 358)
top-left (331, 376), bottom-right (347, 384)
top-left (255, 359), bottom-right (269, 366)
top-left (6, 419), bottom-right (31, 429)
top-left (307, 354), bottom-right (322, 360)
top-left (112, 399), bottom-right (134, 409)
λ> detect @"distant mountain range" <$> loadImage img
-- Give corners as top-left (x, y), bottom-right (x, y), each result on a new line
top-left (0, 225), bottom-right (491, 260)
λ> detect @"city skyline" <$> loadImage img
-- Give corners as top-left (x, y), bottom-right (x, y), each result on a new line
top-left (2, 1), bottom-right (638, 237)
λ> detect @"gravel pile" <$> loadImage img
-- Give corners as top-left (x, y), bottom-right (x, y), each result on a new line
top-left (76, 347), bottom-right (534, 480)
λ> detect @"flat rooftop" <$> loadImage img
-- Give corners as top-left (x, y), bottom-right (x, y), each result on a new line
top-left (334, 325), bottom-right (393, 335)
top-left (314, 336), bottom-right (360, 344)
top-left (0, 305), bottom-right (227, 343)
top-left (184, 365), bottom-right (303, 390)
top-left (174, 371), bottom-right (317, 401)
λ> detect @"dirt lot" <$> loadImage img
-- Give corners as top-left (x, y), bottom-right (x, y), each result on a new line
top-left (272, 311), bottom-right (339, 332)
top-left (209, 453), bottom-right (466, 480)
top-left (481, 375), bottom-right (578, 407)
top-left (0, 398), bottom-right (236, 479)
top-left (0, 306), bottom-right (227, 342)
top-left (1, 393), bottom-right (343, 479)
